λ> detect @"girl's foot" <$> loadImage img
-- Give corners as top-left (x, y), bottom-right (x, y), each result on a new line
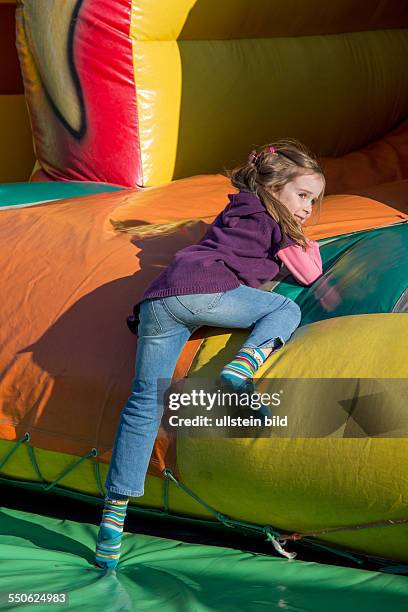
top-left (219, 359), bottom-right (272, 427)
top-left (94, 495), bottom-right (129, 570)
top-left (219, 347), bottom-right (268, 391)
top-left (219, 375), bottom-right (255, 394)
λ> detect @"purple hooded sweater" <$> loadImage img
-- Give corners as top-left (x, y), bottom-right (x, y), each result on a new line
top-left (126, 190), bottom-right (296, 334)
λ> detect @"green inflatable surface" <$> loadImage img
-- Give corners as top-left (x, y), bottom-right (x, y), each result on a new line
top-left (0, 182), bottom-right (123, 209)
top-left (0, 505), bottom-right (407, 611)
top-left (275, 222), bottom-right (408, 320)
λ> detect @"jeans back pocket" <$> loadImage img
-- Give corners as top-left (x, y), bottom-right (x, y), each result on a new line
top-left (175, 292), bottom-right (224, 315)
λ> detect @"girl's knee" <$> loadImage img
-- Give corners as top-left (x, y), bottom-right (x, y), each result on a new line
top-left (284, 299), bottom-right (301, 327)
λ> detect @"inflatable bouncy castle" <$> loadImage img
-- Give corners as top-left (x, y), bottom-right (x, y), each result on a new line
top-left (0, 1), bottom-right (408, 603)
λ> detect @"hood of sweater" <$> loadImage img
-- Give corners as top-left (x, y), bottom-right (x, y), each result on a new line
top-left (225, 190), bottom-right (267, 217)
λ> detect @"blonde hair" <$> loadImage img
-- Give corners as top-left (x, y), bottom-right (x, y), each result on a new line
top-left (109, 217), bottom-right (201, 239)
top-left (228, 138), bottom-right (325, 249)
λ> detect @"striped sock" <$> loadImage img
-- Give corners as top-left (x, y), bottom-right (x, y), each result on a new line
top-left (219, 346), bottom-right (268, 392)
top-left (94, 495), bottom-right (129, 570)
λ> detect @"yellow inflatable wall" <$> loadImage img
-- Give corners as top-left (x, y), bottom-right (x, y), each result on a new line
top-left (15, 0), bottom-right (408, 189)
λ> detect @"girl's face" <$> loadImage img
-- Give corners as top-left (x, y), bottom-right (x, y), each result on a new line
top-left (270, 172), bottom-right (324, 224)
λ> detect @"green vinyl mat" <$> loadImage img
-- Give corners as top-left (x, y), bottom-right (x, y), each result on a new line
top-left (0, 506), bottom-right (407, 611)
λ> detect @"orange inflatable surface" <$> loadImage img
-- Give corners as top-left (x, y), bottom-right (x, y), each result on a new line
top-left (0, 175), bottom-right (407, 477)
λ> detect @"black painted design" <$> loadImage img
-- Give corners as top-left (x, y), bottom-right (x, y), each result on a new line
top-left (38, 0), bottom-right (87, 139)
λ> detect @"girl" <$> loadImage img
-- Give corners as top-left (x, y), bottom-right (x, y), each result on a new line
top-left (94, 138), bottom-right (325, 570)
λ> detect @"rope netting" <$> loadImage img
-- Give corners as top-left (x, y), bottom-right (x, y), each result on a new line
top-left (0, 433), bottom-right (407, 574)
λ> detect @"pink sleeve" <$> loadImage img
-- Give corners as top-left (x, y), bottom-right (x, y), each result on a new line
top-left (276, 239), bottom-right (323, 286)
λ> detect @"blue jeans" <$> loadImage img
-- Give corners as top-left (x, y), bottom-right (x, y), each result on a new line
top-left (104, 284), bottom-right (301, 497)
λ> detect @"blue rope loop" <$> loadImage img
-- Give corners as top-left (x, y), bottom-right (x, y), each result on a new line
top-left (263, 525), bottom-right (282, 541)
top-left (215, 512), bottom-right (236, 529)
top-left (162, 467), bottom-right (175, 480)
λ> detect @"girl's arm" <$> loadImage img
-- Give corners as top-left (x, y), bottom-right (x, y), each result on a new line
top-left (276, 238), bottom-right (323, 286)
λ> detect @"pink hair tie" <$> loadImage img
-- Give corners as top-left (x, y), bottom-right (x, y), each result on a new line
top-left (268, 146), bottom-right (277, 155)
